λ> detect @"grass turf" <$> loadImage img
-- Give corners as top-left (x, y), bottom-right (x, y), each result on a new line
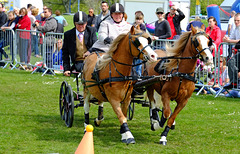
top-left (0, 66), bottom-right (240, 153)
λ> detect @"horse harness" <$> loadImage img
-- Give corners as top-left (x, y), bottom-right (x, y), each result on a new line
top-left (81, 31), bottom-right (211, 101)
top-left (155, 31), bottom-right (211, 100)
top-left (81, 32), bottom-right (152, 101)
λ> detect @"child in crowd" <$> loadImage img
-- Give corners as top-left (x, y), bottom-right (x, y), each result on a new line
top-left (132, 11), bottom-right (146, 77)
top-left (0, 11), bottom-right (17, 60)
top-left (52, 39), bottom-right (63, 70)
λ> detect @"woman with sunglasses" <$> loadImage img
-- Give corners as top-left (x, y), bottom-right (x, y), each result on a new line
top-left (152, 7), bottom-right (171, 50)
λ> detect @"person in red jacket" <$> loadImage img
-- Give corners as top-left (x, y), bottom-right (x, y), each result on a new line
top-left (206, 16), bottom-right (221, 59)
top-left (15, 7), bottom-right (31, 64)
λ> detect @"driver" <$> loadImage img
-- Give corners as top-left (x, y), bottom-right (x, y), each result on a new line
top-left (91, 3), bottom-right (132, 52)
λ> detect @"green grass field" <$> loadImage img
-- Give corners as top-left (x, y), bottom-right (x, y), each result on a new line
top-left (0, 68), bottom-right (239, 153)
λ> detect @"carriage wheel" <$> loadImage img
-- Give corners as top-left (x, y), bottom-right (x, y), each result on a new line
top-left (128, 101), bottom-right (135, 120)
top-left (63, 85), bottom-right (75, 128)
top-left (59, 81), bottom-right (68, 120)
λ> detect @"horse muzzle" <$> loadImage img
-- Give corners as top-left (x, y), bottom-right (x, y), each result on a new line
top-left (143, 47), bottom-right (158, 62)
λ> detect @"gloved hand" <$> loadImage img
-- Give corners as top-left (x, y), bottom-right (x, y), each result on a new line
top-left (104, 37), bottom-right (112, 45)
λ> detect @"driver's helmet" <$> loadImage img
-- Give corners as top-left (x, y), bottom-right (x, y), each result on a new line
top-left (110, 3), bottom-right (124, 14)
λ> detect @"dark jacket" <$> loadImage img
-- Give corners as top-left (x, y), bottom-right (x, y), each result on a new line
top-left (62, 26), bottom-right (97, 71)
top-left (154, 20), bottom-right (171, 39)
top-left (0, 12), bottom-right (7, 27)
top-left (87, 14), bottom-right (96, 27)
top-left (94, 11), bottom-right (110, 32)
top-left (165, 9), bottom-right (185, 35)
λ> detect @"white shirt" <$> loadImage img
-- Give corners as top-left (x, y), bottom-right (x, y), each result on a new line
top-left (228, 17), bottom-right (235, 36)
top-left (229, 26), bottom-right (240, 40)
top-left (76, 29), bottom-right (84, 39)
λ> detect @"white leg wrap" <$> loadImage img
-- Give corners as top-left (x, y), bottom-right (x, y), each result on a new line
top-left (121, 131), bottom-right (134, 141)
top-left (84, 100), bottom-right (90, 114)
top-left (160, 136), bottom-right (167, 143)
top-left (150, 100), bottom-right (156, 109)
top-left (173, 120), bottom-right (176, 126)
top-left (84, 123), bottom-right (88, 132)
top-left (153, 91), bottom-right (163, 108)
top-left (98, 102), bottom-right (104, 107)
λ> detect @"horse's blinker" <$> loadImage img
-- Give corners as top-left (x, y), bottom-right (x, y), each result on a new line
top-left (132, 38), bottom-right (141, 48)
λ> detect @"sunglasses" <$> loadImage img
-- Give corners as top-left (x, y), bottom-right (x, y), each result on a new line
top-left (171, 8), bottom-right (176, 11)
top-left (157, 12), bottom-right (163, 15)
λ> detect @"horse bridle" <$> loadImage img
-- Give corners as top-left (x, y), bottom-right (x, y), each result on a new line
top-left (191, 31), bottom-right (212, 60)
top-left (128, 32), bottom-right (152, 60)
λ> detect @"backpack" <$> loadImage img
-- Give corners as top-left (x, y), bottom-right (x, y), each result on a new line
top-left (54, 18), bottom-right (64, 33)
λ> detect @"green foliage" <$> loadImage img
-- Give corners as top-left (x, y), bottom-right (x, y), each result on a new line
top-left (190, 0), bottom-right (225, 15)
top-left (0, 68), bottom-right (240, 153)
top-left (43, 0), bottom-right (119, 15)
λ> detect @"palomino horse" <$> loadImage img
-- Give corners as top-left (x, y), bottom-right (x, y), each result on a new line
top-left (145, 25), bottom-right (213, 145)
top-left (81, 26), bottom-right (157, 144)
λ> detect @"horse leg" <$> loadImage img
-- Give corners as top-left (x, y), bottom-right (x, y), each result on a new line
top-left (94, 102), bottom-right (104, 127)
top-left (121, 96), bottom-right (131, 117)
top-left (83, 91), bottom-right (91, 130)
top-left (148, 89), bottom-right (162, 131)
top-left (160, 107), bottom-right (176, 128)
top-left (159, 99), bottom-right (187, 145)
top-left (159, 94), bottom-right (171, 128)
top-left (110, 100), bottom-right (135, 144)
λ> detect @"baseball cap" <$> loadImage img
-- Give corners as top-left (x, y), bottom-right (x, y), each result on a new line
top-left (156, 7), bottom-right (164, 13)
top-left (74, 11), bottom-right (88, 24)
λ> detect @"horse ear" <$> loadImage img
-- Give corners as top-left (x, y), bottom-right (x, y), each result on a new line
top-left (136, 25), bottom-right (140, 30)
top-left (191, 24), bottom-right (197, 34)
top-left (200, 24), bottom-right (206, 30)
top-left (130, 26), bottom-right (135, 34)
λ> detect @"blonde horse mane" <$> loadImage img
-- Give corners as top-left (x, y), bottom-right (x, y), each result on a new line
top-left (96, 28), bottom-right (149, 70)
top-left (165, 31), bottom-right (192, 71)
top-left (96, 33), bottom-right (127, 70)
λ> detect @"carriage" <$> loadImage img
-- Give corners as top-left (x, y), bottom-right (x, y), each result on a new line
top-left (59, 25), bottom-right (213, 145)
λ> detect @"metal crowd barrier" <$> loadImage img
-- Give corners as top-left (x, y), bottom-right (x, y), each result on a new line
top-left (195, 43), bottom-right (217, 95)
top-left (152, 39), bottom-right (176, 50)
top-left (12, 29), bottom-right (44, 72)
top-left (1, 29), bottom-right (64, 76)
top-left (213, 42), bottom-right (240, 97)
top-left (40, 32), bottom-right (64, 76)
top-left (0, 29), bottom-right (15, 68)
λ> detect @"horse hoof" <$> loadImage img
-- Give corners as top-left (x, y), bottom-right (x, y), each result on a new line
top-left (151, 122), bottom-right (161, 131)
top-left (159, 136), bottom-right (167, 145)
top-left (122, 138), bottom-right (136, 144)
top-left (94, 119), bottom-right (100, 127)
top-left (160, 141), bottom-right (167, 145)
top-left (94, 117), bottom-right (104, 127)
top-left (151, 124), bottom-right (155, 131)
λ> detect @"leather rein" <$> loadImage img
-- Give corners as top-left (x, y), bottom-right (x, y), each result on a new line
top-left (82, 32), bottom-right (152, 101)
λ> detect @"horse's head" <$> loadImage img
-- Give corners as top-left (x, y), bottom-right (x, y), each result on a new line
top-left (129, 26), bottom-right (157, 62)
top-left (191, 25), bottom-right (213, 65)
